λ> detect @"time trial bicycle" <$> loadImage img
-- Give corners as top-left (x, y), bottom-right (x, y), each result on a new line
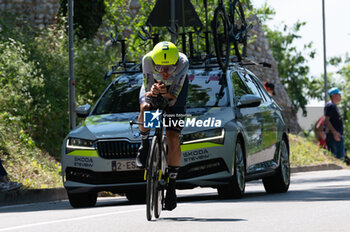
top-left (130, 96), bottom-right (169, 221)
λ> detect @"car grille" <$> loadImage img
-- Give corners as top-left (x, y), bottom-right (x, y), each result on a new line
top-left (65, 167), bottom-right (144, 185)
top-left (96, 141), bottom-right (140, 159)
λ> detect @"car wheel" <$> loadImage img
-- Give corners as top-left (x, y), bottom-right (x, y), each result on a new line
top-left (263, 138), bottom-right (290, 193)
top-left (67, 192), bottom-right (97, 208)
top-left (217, 139), bottom-right (245, 199)
top-left (125, 189), bottom-right (146, 204)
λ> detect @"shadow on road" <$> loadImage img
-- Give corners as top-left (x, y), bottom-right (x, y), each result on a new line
top-left (158, 217), bottom-right (246, 222)
top-left (2, 171), bottom-right (350, 213)
top-left (178, 184), bottom-right (350, 205)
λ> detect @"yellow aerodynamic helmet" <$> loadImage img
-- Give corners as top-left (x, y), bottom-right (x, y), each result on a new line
top-left (151, 41), bottom-right (179, 65)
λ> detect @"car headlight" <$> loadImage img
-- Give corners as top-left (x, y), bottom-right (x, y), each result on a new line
top-left (182, 128), bottom-right (225, 145)
top-left (66, 137), bottom-right (95, 153)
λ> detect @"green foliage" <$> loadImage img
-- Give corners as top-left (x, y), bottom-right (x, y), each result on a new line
top-left (264, 21), bottom-right (317, 116)
top-left (0, 14), bottom-right (113, 158)
top-left (0, 39), bottom-right (44, 124)
top-left (59, 0), bottom-right (106, 39)
top-left (102, 0), bottom-right (168, 62)
top-left (74, 41), bottom-right (112, 106)
top-left (307, 72), bottom-right (340, 102)
top-left (247, 1), bottom-right (275, 23)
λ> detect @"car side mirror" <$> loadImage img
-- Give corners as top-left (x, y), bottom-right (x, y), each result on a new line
top-left (236, 94), bottom-right (262, 108)
top-left (76, 104), bottom-right (91, 118)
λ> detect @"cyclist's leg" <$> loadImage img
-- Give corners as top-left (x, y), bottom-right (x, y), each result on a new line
top-left (164, 126), bottom-right (182, 210)
top-left (165, 76), bottom-right (188, 166)
top-left (166, 130), bottom-right (182, 166)
top-left (136, 85), bottom-right (152, 168)
top-left (163, 77), bottom-right (188, 211)
top-left (164, 129), bottom-right (182, 211)
top-left (164, 162), bottom-right (180, 211)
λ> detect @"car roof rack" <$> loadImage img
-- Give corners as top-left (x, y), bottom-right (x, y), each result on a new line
top-left (241, 57), bottom-right (272, 68)
top-left (189, 55), bottom-right (240, 69)
top-left (104, 62), bottom-right (141, 81)
top-left (103, 32), bottom-right (143, 81)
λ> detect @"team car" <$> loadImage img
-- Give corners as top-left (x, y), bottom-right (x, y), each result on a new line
top-left (61, 62), bottom-right (290, 208)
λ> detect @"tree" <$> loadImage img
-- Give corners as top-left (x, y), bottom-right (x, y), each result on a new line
top-left (264, 21), bottom-right (316, 116)
top-left (59, 0), bottom-right (106, 40)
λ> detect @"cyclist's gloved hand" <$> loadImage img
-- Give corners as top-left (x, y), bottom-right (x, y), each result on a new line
top-left (157, 81), bottom-right (167, 95)
top-left (150, 83), bottom-right (160, 97)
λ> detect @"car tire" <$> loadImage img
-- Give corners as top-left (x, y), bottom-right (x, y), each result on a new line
top-left (263, 138), bottom-right (290, 193)
top-left (217, 139), bottom-right (246, 199)
top-left (125, 189), bottom-right (146, 204)
top-left (68, 192), bottom-right (97, 208)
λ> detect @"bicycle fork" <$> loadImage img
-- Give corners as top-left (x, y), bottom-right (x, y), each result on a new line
top-left (234, 24), bottom-right (253, 42)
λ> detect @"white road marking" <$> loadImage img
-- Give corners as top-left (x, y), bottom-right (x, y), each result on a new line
top-left (0, 208), bottom-right (143, 231)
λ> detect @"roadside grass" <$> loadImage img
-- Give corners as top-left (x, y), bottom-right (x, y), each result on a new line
top-left (289, 134), bottom-right (347, 168)
top-left (0, 116), bottom-right (62, 189)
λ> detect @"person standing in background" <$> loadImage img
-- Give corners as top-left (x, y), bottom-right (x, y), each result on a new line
top-left (264, 82), bottom-right (276, 96)
top-left (324, 87), bottom-right (345, 159)
top-left (315, 115), bottom-right (326, 149)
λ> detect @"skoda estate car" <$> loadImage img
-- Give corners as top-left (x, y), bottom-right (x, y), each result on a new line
top-left (61, 63), bottom-right (290, 208)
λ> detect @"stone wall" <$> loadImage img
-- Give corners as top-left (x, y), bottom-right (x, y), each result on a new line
top-left (0, 0), bottom-right (59, 29)
top-left (246, 16), bottom-right (302, 134)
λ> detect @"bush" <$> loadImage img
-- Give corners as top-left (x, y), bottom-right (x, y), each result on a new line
top-left (0, 14), bottom-right (113, 158)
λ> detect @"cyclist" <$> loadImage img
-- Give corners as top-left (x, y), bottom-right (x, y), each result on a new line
top-left (136, 41), bottom-right (189, 211)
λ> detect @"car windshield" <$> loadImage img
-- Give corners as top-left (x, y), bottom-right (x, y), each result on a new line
top-left (92, 71), bottom-right (229, 115)
top-left (92, 74), bottom-right (142, 115)
top-left (187, 71), bottom-right (229, 108)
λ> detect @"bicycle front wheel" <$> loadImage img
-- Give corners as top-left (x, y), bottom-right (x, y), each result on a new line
top-left (212, 6), bottom-right (230, 71)
top-left (154, 137), bottom-right (165, 219)
top-left (230, 0), bottom-right (248, 61)
top-left (146, 136), bottom-right (160, 221)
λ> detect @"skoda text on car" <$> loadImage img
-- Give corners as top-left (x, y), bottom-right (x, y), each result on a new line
top-left (61, 63), bottom-right (290, 208)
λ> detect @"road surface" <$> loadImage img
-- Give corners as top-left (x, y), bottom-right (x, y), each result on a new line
top-left (1, 169), bottom-right (350, 232)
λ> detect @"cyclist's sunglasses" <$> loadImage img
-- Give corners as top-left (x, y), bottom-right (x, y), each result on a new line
top-left (154, 64), bottom-right (177, 74)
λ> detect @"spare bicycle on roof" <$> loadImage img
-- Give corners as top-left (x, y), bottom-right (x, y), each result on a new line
top-left (104, 0), bottom-right (261, 78)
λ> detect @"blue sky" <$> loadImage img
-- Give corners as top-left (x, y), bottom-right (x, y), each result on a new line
top-left (251, 0), bottom-right (350, 78)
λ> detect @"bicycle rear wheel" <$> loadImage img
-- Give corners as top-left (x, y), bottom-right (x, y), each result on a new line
top-left (230, 0), bottom-right (248, 61)
top-left (146, 136), bottom-right (162, 221)
top-left (212, 6), bottom-right (230, 71)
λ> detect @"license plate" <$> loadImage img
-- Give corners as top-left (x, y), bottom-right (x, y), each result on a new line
top-left (115, 160), bottom-right (140, 171)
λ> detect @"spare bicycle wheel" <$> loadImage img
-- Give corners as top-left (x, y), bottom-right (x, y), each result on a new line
top-left (230, 0), bottom-right (248, 61)
top-left (212, 6), bottom-right (230, 71)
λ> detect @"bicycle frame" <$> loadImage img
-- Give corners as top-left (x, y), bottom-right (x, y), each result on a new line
top-left (147, 110), bottom-right (168, 175)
